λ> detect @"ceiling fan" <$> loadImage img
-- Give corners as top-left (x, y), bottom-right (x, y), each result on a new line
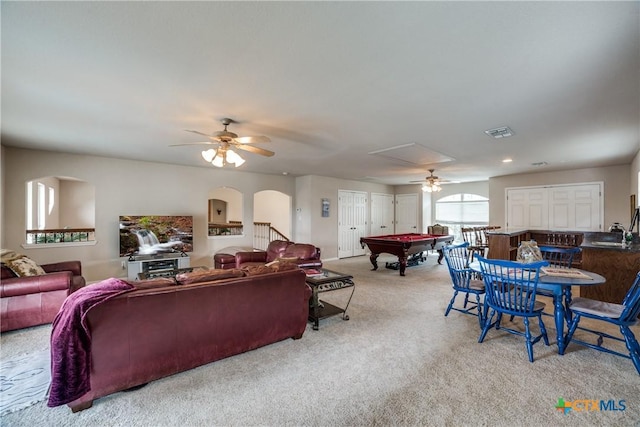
top-left (171, 118), bottom-right (274, 167)
top-left (410, 169), bottom-right (450, 192)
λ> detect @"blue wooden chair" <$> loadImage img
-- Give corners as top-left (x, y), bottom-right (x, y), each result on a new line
top-left (538, 245), bottom-right (581, 268)
top-left (476, 256), bottom-right (549, 362)
top-left (536, 246), bottom-right (582, 323)
top-left (563, 272), bottom-right (640, 375)
top-left (442, 242), bottom-right (485, 327)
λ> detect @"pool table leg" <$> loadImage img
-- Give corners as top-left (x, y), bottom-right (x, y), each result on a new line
top-left (399, 256), bottom-right (407, 276)
top-left (437, 249), bottom-right (444, 264)
top-left (369, 253), bottom-right (379, 271)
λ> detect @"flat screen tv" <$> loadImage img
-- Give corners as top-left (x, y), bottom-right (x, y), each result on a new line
top-left (119, 215), bottom-right (193, 257)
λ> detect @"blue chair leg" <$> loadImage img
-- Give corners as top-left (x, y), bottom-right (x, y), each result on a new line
top-left (538, 314), bottom-right (549, 346)
top-left (524, 317), bottom-right (534, 363)
top-left (445, 290), bottom-right (458, 317)
top-left (563, 314), bottom-right (581, 355)
top-left (475, 294), bottom-right (483, 328)
top-left (621, 326), bottom-right (640, 375)
top-left (478, 309), bottom-right (495, 343)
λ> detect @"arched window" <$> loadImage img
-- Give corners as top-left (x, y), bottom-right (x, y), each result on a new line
top-left (435, 193), bottom-right (489, 242)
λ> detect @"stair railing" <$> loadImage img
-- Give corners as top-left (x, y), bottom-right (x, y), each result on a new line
top-left (253, 222), bottom-right (290, 250)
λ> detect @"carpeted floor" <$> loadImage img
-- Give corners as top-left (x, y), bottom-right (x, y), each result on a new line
top-left (1, 254), bottom-right (639, 426)
top-left (0, 349), bottom-right (50, 416)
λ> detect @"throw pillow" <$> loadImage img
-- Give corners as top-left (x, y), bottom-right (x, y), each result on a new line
top-left (131, 277), bottom-right (177, 289)
top-left (1, 249), bottom-right (23, 263)
top-left (242, 265), bottom-right (275, 276)
top-left (176, 268), bottom-right (245, 285)
top-left (270, 262), bottom-right (299, 272)
top-left (4, 255), bottom-right (46, 277)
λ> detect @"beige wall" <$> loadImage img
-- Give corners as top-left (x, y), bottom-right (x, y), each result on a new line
top-left (60, 179), bottom-right (95, 228)
top-left (631, 149), bottom-right (640, 202)
top-left (2, 147), bottom-right (295, 281)
top-left (2, 146), bottom-right (638, 280)
top-left (254, 190), bottom-right (291, 238)
top-left (489, 164), bottom-right (631, 230)
top-left (297, 175), bottom-right (394, 260)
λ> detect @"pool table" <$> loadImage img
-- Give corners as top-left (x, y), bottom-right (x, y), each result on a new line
top-left (359, 233), bottom-right (454, 276)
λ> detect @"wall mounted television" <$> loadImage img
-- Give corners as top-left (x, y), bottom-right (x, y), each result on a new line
top-left (119, 215), bottom-right (193, 257)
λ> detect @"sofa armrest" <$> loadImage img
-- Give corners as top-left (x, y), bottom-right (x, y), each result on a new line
top-left (234, 251), bottom-right (268, 267)
top-left (42, 261), bottom-right (83, 277)
top-left (0, 271), bottom-right (72, 297)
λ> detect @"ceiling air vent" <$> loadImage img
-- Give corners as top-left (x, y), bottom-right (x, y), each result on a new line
top-left (484, 126), bottom-right (514, 139)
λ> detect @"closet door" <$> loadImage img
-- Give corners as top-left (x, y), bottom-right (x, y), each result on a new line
top-left (371, 193), bottom-right (394, 235)
top-left (338, 190), bottom-right (368, 258)
top-left (395, 193), bottom-right (418, 234)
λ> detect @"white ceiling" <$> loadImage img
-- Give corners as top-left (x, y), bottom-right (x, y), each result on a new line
top-left (2, 1), bottom-right (639, 185)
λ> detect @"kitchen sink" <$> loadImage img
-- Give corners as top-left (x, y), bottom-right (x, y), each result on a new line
top-left (591, 241), bottom-right (624, 247)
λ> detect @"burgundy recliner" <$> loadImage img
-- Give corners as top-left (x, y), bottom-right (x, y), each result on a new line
top-left (1, 261), bottom-right (86, 332)
top-left (233, 240), bottom-right (322, 269)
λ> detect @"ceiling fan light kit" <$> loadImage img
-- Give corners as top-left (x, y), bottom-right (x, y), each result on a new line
top-left (422, 182), bottom-right (442, 193)
top-left (173, 118), bottom-right (274, 168)
top-left (201, 147), bottom-right (245, 168)
top-left (411, 168), bottom-right (445, 192)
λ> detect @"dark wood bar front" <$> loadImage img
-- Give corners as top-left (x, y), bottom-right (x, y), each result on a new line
top-left (487, 229), bottom-right (639, 304)
top-left (580, 232), bottom-right (640, 304)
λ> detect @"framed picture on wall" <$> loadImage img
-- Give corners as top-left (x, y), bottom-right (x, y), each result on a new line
top-left (322, 198), bottom-right (330, 217)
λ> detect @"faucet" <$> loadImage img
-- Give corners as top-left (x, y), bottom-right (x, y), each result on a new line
top-left (608, 223), bottom-right (625, 233)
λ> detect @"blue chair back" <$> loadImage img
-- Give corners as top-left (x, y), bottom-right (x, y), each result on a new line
top-left (621, 272), bottom-right (640, 322)
top-left (476, 256), bottom-right (547, 315)
top-left (443, 242), bottom-right (473, 290)
top-left (538, 246), bottom-right (581, 268)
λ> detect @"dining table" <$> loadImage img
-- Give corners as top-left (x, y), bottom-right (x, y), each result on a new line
top-left (468, 260), bottom-right (606, 355)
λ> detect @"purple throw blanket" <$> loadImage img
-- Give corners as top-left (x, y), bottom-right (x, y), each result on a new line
top-left (48, 278), bottom-right (134, 407)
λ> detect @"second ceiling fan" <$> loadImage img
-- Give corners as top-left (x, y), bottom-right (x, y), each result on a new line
top-left (410, 169), bottom-right (450, 192)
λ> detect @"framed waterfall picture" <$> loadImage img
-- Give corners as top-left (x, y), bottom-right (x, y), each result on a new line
top-left (322, 198), bottom-right (330, 217)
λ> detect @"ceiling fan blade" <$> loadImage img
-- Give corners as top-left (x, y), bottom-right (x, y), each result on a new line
top-left (234, 144), bottom-right (275, 157)
top-left (234, 135), bottom-right (271, 144)
top-left (185, 129), bottom-right (214, 138)
top-left (169, 142), bottom-right (218, 147)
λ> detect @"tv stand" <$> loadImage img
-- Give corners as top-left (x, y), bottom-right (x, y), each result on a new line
top-left (127, 253), bottom-right (190, 281)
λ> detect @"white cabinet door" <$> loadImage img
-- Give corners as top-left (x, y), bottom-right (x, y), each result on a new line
top-left (371, 193), bottom-right (394, 235)
top-left (507, 188), bottom-right (548, 230)
top-left (507, 183), bottom-right (602, 231)
top-left (395, 193), bottom-right (419, 234)
top-left (338, 190), bottom-right (368, 258)
top-left (548, 184), bottom-right (602, 231)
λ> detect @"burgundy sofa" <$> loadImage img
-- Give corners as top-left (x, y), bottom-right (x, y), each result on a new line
top-left (58, 268), bottom-right (311, 412)
top-left (233, 240), bottom-right (322, 269)
top-left (1, 261), bottom-right (85, 332)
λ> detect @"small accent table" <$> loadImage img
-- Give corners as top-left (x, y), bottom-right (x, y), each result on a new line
top-left (305, 269), bottom-right (355, 330)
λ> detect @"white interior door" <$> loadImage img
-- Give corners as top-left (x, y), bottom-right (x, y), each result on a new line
top-left (371, 193), bottom-right (394, 235)
top-left (338, 190), bottom-right (368, 258)
top-left (395, 193), bottom-right (418, 234)
top-left (352, 191), bottom-right (367, 256)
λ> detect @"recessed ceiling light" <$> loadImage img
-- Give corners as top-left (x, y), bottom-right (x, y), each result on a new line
top-left (484, 126), bottom-right (514, 139)
top-left (282, 172), bottom-right (289, 175)
top-left (502, 158), bottom-right (513, 163)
